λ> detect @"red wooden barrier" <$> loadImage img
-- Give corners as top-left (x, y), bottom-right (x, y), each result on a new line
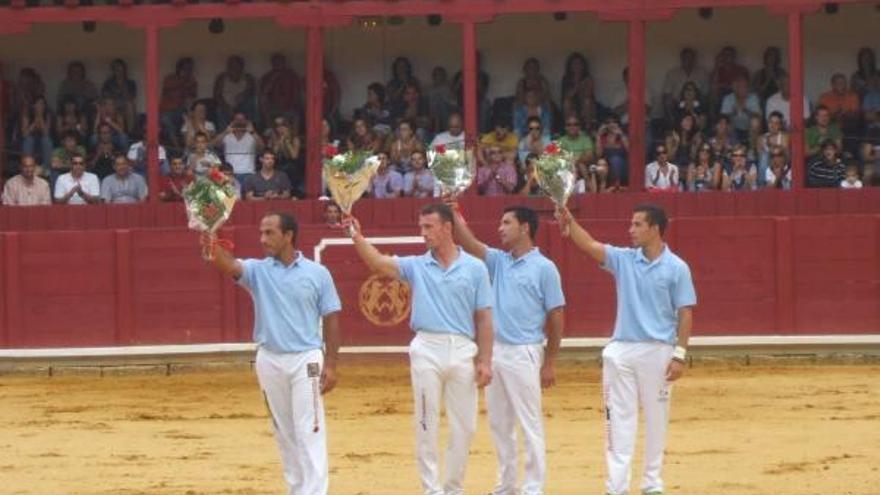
top-left (0, 212), bottom-right (878, 349)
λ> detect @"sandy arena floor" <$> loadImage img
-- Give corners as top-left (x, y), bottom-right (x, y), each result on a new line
top-left (1, 359), bottom-right (878, 495)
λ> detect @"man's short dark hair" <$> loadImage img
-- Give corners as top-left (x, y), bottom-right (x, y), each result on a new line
top-left (264, 211), bottom-right (299, 242)
top-left (492, 115), bottom-right (511, 130)
top-left (420, 203), bottom-right (454, 224)
top-left (260, 149), bottom-right (276, 159)
top-left (220, 162), bottom-right (234, 173)
top-left (503, 206), bottom-right (539, 240)
top-left (633, 203), bottom-right (668, 236)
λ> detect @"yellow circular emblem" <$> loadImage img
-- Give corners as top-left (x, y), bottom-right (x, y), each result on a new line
top-left (358, 274), bottom-right (411, 326)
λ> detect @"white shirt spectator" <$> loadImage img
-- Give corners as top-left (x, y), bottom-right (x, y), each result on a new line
top-left (644, 161), bottom-right (680, 191)
top-left (765, 166), bottom-right (792, 190)
top-left (430, 131), bottom-right (466, 150)
top-left (54, 171), bottom-right (100, 205)
top-left (840, 178), bottom-right (863, 189)
top-left (662, 66), bottom-right (710, 101)
top-left (765, 91), bottom-right (811, 129)
top-left (222, 132), bottom-right (257, 175)
top-left (127, 141), bottom-right (168, 174)
top-left (101, 172), bottom-right (149, 203)
top-left (720, 92), bottom-right (763, 131)
top-left (181, 120), bottom-right (216, 136)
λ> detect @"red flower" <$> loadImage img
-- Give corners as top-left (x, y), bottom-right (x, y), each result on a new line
top-left (208, 167), bottom-right (227, 185)
top-left (324, 144), bottom-right (338, 158)
top-left (544, 143), bottom-right (560, 154)
top-left (202, 203), bottom-right (220, 221)
top-left (434, 144), bottom-right (447, 154)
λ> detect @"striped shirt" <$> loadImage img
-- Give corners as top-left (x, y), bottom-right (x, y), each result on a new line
top-left (806, 158), bottom-right (845, 188)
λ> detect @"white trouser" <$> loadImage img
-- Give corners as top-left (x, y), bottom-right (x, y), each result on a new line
top-left (602, 341), bottom-right (674, 495)
top-left (255, 347), bottom-right (328, 495)
top-left (409, 331), bottom-right (479, 495)
top-left (486, 342), bottom-right (546, 495)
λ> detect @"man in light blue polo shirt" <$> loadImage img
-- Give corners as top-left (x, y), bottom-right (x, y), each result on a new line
top-left (558, 203), bottom-right (696, 495)
top-left (451, 204), bottom-right (564, 495)
top-left (200, 211), bottom-right (341, 495)
top-left (347, 203), bottom-right (494, 495)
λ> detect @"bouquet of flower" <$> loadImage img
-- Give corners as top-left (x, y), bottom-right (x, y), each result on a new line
top-left (182, 166), bottom-right (237, 259)
top-left (533, 142), bottom-right (576, 208)
top-left (427, 144), bottom-right (475, 198)
top-left (322, 144), bottom-right (380, 216)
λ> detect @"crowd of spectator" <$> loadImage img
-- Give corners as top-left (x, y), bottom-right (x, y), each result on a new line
top-left (2, 45), bottom-right (879, 206)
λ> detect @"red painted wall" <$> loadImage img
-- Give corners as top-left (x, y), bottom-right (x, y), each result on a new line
top-left (1, 192), bottom-right (879, 348)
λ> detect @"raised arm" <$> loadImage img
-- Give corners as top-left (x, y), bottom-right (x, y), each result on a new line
top-left (448, 202), bottom-right (487, 260)
top-left (199, 232), bottom-right (243, 279)
top-left (347, 217), bottom-right (400, 279)
top-left (555, 206), bottom-right (606, 264)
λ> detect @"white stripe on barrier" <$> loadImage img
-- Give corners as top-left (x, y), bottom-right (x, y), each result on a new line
top-left (1, 335), bottom-right (878, 360)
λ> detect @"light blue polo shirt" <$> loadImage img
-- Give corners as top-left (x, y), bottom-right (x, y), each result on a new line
top-left (237, 253), bottom-right (342, 353)
top-left (602, 244), bottom-right (697, 344)
top-left (397, 248), bottom-right (493, 339)
top-left (485, 247), bottom-right (566, 345)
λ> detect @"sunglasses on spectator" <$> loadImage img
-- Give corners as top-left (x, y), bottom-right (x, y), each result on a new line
top-left (72, 160), bottom-right (84, 164)
top-left (529, 126), bottom-right (541, 131)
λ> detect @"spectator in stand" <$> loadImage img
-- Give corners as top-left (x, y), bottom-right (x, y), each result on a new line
top-left (513, 88), bottom-right (553, 138)
top-left (722, 144), bottom-right (758, 192)
top-left (516, 57), bottom-right (553, 106)
top-left (358, 82), bottom-right (393, 136)
top-left (402, 150), bottom-right (436, 198)
top-left (160, 57), bottom-right (197, 150)
top-left (764, 73), bottom-right (811, 130)
top-left (392, 83), bottom-right (431, 141)
top-left (102, 59), bottom-right (138, 132)
top-left (54, 153), bottom-right (101, 205)
top-left (517, 116), bottom-right (550, 164)
top-left (452, 51), bottom-right (491, 132)
top-left (645, 144), bottom-right (680, 192)
top-left (323, 200), bottom-right (343, 228)
top-left (863, 75), bottom-right (880, 132)
top-left (388, 119), bottom-right (424, 174)
top-left (758, 111), bottom-right (790, 184)
top-left (220, 162), bottom-right (242, 199)
top-left (51, 131), bottom-right (87, 182)
top-left (20, 96), bottom-right (54, 169)
top-left (186, 131), bottom-right (222, 176)
top-left (12, 68), bottom-right (46, 120)
top-left (101, 155), bottom-right (148, 203)
top-left (127, 122), bottom-right (168, 176)
top-left (368, 151), bottom-right (403, 198)
top-left (558, 115), bottom-right (595, 177)
top-left (56, 98), bottom-right (88, 143)
top-left (708, 46), bottom-right (750, 117)
top-left (92, 97), bottom-right (129, 150)
top-left (387, 57), bottom-right (421, 110)
top-left (708, 115), bottom-right (738, 167)
top-left (213, 113), bottom-right (263, 184)
top-left (687, 143), bottom-right (722, 192)
top-left (807, 139), bottom-right (846, 188)
top-left (158, 156), bottom-right (193, 202)
top-left (666, 113), bottom-right (702, 179)
top-left (425, 66), bottom-right (456, 133)
top-left (850, 47), bottom-right (877, 100)
top-left (90, 129), bottom-right (120, 180)
top-left (805, 106), bottom-right (843, 157)
top-left (564, 76), bottom-right (605, 133)
top-left (764, 147), bottom-right (792, 190)
top-left (213, 55), bottom-right (256, 131)
top-left (182, 100), bottom-right (216, 151)
top-left (477, 145), bottom-right (517, 196)
top-left (259, 53), bottom-right (301, 127)
top-left (1, 155), bottom-right (50, 206)
top-left (673, 81), bottom-right (706, 129)
top-left (243, 150), bottom-right (291, 200)
top-left (662, 48), bottom-right (710, 124)
top-left (323, 65), bottom-right (342, 126)
top-left (596, 114), bottom-right (630, 188)
top-left (479, 117), bottom-right (518, 166)
top-left (721, 76), bottom-right (762, 140)
top-left (57, 61), bottom-right (98, 116)
top-left (818, 73), bottom-right (861, 138)
top-left (264, 116), bottom-right (302, 197)
top-left (561, 53), bottom-right (591, 116)
top-left (752, 47), bottom-right (787, 104)
top-left (347, 117), bottom-right (383, 154)
top-left (840, 162), bottom-right (863, 189)
top-left (517, 152), bottom-right (541, 196)
top-left (745, 116), bottom-right (764, 164)
top-left (430, 113), bottom-right (466, 150)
